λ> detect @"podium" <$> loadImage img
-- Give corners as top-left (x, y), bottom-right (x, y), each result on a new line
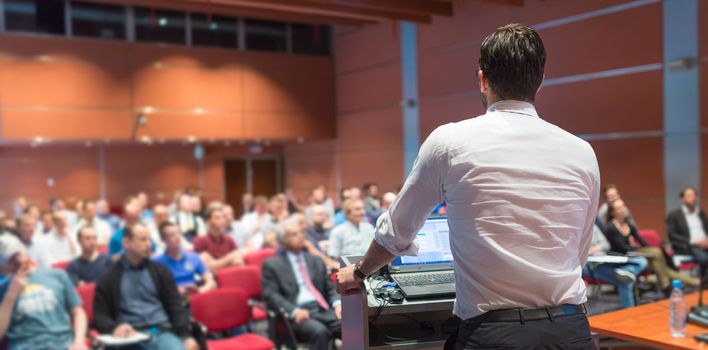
top-left (341, 256), bottom-right (459, 350)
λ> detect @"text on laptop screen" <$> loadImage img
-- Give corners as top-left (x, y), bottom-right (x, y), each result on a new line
top-left (391, 217), bottom-right (453, 266)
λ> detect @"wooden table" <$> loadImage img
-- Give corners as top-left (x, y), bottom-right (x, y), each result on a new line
top-left (589, 292), bottom-right (708, 349)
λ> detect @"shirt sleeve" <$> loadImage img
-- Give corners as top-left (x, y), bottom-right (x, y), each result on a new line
top-left (194, 255), bottom-right (207, 275)
top-left (327, 228), bottom-right (341, 258)
top-left (193, 237), bottom-right (205, 253)
top-left (374, 126), bottom-right (449, 256)
top-left (60, 271), bottom-right (82, 310)
top-left (578, 148), bottom-right (601, 266)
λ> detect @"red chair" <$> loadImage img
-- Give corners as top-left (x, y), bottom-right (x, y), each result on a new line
top-left (191, 288), bottom-right (275, 350)
top-left (639, 229), bottom-right (661, 248)
top-left (51, 260), bottom-right (70, 271)
top-left (76, 284), bottom-right (96, 324)
top-left (215, 266), bottom-right (267, 321)
top-left (244, 248), bottom-right (277, 269)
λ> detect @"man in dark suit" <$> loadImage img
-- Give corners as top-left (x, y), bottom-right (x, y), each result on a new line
top-left (667, 186), bottom-right (708, 275)
top-left (262, 218), bottom-right (341, 350)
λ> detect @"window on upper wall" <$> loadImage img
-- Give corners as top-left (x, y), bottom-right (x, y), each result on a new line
top-left (71, 1), bottom-right (125, 40)
top-left (245, 19), bottom-right (286, 52)
top-left (291, 23), bottom-right (331, 56)
top-left (4, 0), bottom-right (66, 35)
top-left (134, 7), bottom-right (186, 45)
top-left (191, 13), bottom-right (238, 49)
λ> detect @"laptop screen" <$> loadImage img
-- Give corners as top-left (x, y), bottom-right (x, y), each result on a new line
top-left (390, 217), bottom-right (452, 269)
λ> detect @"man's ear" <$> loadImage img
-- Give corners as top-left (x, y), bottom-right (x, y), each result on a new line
top-left (478, 70), bottom-right (489, 94)
top-left (536, 73), bottom-right (545, 94)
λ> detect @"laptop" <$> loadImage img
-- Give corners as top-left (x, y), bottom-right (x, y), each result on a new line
top-left (389, 216), bottom-right (456, 300)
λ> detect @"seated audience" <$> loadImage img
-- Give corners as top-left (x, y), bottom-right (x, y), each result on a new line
top-left (40, 212), bottom-right (79, 266)
top-left (598, 184), bottom-right (637, 230)
top-left (67, 226), bottom-right (112, 286)
top-left (193, 207), bottom-right (242, 272)
top-left (0, 234), bottom-right (88, 350)
top-left (147, 204), bottom-right (185, 255)
top-left (155, 222), bottom-right (216, 298)
top-left (95, 199), bottom-right (121, 233)
top-left (39, 210), bottom-right (55, 236)
top-left (305, 187), bottom-right (335, 229)
top-left (262, 220), bottom-right (342, 350)
top-left (108, 202), bottom-right (144, 256)
top-left (239, 192), bottom-right (254, 217)
top-left (605, 199), bottom-right (698, 294)
top-left (54, 197), bottom-right (80, 229)
top-left (307, 205), bottom-right (331, 252)
top-left (94, 223), bottom-right (198, 350)
top-left (328, 199), bottom-right (375, 259)
top-left (371, 192), bottom-right (397, 224)
top-left (74, 200), bottom-right (112, 249)
top-left (240, 196), bottom-right (272, 249)
top-left (667, 186), bottom-right (708, 276)
top-left (17, 214), bottom-right (51, 268)
top-left (362, 182), bottom-right (381, 217)
top-left (136, 192), bottom-right (154, 224)
top-left (583, 224), bottom-right (647, 309)
top-left (173, 194), bottom-right (206, 241)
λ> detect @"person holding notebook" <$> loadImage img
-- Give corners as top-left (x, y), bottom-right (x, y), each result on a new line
top-left (337, 23), bottom-right (600, 349)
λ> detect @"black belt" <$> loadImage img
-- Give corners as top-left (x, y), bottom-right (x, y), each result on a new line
top-left (465, 304), bottom-right (587, 324)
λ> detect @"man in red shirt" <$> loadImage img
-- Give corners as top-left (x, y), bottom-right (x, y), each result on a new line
top-left (193, 207), bottom-right (243, 273)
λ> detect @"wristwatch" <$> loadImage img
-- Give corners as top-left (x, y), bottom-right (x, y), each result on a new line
top-left (353, 262), bottom-right (368, 280)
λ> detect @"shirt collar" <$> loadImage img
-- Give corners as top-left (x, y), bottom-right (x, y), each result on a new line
top-left (486, 100), bottom-right (538, 117)
top-left (683, 205), bottom-right (697, 216)
top-left (121, 254), bottom-right (147, 270)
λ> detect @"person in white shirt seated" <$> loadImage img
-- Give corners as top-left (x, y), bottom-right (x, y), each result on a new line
top-left (172, 194), bottom-right (206, 242)
top-left (74, 200), bottom-right (113, 250)
top-left (239, 196), bottom-right (271, 250)
top-left (327, 199), bottom-right (375, 259)
top-left (39, 210), bottom-right (56, 236)
top-left (41, 212), bottom-right (80, 266)
top-left (17, 214), bottom-right (52, 268)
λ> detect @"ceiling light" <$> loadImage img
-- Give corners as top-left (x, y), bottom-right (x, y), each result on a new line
top-left (187, 136), bottom-right (197, 143)
top-left (158, 18), bottom-right (168, 26)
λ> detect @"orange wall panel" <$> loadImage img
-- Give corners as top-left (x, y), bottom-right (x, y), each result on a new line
top-left (702, 63), bottom-right (708, 128)
top-left (2, 109), bottom-right (133, 140)
top-left (335, 23), bottom-right (400, 74)
top-left (140, 112), bottom-right (244, 140)
top-left (420, 93), bottom-right (484, 140)
top-left (338, 107), bottom-right (401, 152)
top-left (339, 150), bottom-right (403, 193)
top-left (336, 63), bottom-right (400, 114)
top-left (284, 140), bottom-right (337, 199)
top-left (540, 3), bottom-right (662, 78)
top-left (536, 70), bottom-right (663, 134)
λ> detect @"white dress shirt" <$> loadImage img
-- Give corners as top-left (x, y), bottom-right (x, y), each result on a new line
top-left (374, 100), bottom-right (600, 319)
top-left (328, 220), bottom-right (375, 258)
top-left (683, 205), bottom-right (707, 244)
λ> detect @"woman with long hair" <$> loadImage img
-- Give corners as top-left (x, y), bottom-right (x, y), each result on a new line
top-left (605, 199), bottom-right (698, 295)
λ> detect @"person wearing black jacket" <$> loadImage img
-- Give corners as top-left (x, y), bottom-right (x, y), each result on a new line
top-left (605, 199), bottom-right (698, 295)
top-left (93, 223), bottom-right (198, 350)
top-left (667, 186), bottom-right (708, 275)
top-left (262, 218), bottom-right (341, 350)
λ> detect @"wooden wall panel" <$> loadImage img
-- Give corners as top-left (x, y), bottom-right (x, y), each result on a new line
top-left (419, 93), bottom-right (484, 140)
top-left (339, 150), bottom-right (403, 193)
top-left (336, 63), bottom-right (400, 114)
top-left (284, 140), bottom-right (337, 200)
top-left (334, 23), bottom-right (400, 74)
top-left (540, 3), bottom-right (662, 78)
top-left (536, 70), bottom-right (663, 134)
top-left (139, 113), bottom-right (244, 139)
top-left (338, 107), bottom-right (401, 152)
top-left (2, 110), bottom-right (133, 140)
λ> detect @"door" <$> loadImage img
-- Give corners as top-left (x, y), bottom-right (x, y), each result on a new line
top-left (224, 158), bottom-right (281, 213)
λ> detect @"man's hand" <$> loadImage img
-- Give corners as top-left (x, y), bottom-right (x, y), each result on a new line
top-left (228, 251), bottom-right (244, 266)
top-left (183, 337), bottom-right (200, 350)
top-left (336, 265), bottom-right (362, 295)
top-left (293, 309), bottom-right (310, 324)
top-left (695, 239), bottom-right (708, 250)
top-left (7, 267), bottom-right (29, 299)
top-left (67, 340), bottom-right (89, 350)
top-left (112, 323), bottom-right (136, 338)
top-left (334, 304), bottom-right (342, 320)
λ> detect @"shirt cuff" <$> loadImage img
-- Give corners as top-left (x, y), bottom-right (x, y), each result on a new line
top-left (331, 300), bottom-right (341, 309)
top-left (373, 211), bottom-right (419, 256)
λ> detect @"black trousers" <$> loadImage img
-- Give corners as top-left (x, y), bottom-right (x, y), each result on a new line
top-left (447, 313), bottom-right (596, 350)
top-left (292, 302), bottom-right (341, 350)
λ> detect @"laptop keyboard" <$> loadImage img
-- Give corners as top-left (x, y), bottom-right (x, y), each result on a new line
top-left (394, 272), bottom-right (455, 287)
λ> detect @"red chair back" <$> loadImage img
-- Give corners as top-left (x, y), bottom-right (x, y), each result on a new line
top-left (191, 288), bottom-right (251, 332)
top-left (639, 229), bottom-right (661, 248)
top-left (215, 265), bottom-right (262, 298)
top-left (51, 260), bottom-right (70, 271)
top-left (244, 248), bottom-right (276, 268)
top-left (76, 283), bottom-right (96, 324)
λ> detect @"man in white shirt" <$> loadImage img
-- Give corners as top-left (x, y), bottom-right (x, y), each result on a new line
top-left (40, 212), bottom-right (79, 266)
top-left (337, 23), bottom-right (600, 349)
top-left (327, 199), bottom-right (375, 259)
top-left (74, 200), bottom-right (113, 250)
top-left (667, 186), bottom-right (708, 276)
top-left (17, 214), bottom-right (52, 268)
top-left (172, 194), bottom-right (206, 241)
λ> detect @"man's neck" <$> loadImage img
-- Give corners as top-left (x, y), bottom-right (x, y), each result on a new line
top-left (81, 250), bottom-right (99, 262)
top-left (348, 219), bottom-right (360, 227)
top-left (167, 247), bottom-right (182, 260)
top-left (684, 204), bottom-right (696, 213)
top-left (208, 231), bottom-right (222, 241)
top-left (124, 253), bottom-right (144, 267)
